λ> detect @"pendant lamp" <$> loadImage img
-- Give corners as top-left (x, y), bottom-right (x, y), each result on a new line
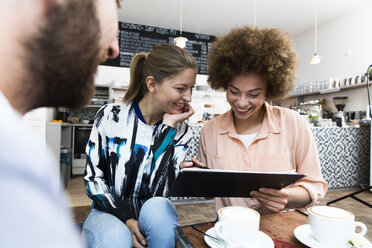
top-left (174, 0), bottom-right (187, 48)
top-left (310, 4), bottom-right (321, 64)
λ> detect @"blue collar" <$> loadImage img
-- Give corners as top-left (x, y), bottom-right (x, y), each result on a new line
top-left (133, 101), bottom-right (162, 126)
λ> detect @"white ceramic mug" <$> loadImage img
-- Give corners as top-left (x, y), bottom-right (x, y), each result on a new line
top-left (214, 206), bottom-right (260, 247)
top-left (308, 206), bottom-right (367, 246)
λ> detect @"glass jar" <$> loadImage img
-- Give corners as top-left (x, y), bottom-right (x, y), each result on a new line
top-left (202, 104), bottom-right (214, 122)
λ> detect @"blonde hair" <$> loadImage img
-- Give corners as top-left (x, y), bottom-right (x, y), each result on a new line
top-left (124, 43), bottom-right (198, 103)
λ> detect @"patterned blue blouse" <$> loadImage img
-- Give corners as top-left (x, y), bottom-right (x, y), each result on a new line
top-left (84, 102), bottom-right (192, 222)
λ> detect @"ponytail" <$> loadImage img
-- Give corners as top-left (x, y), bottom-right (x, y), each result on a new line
top-left (124, 52), bottom-right (147, 103)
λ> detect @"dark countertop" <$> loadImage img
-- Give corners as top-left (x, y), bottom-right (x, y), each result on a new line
top-left (47, 122), bottom-right (93, 127)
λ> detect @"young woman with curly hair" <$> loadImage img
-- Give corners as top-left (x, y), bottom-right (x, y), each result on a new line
top-left (194, 26), bottom-right (327, 214)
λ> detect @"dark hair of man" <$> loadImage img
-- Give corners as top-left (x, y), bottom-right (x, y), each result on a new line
top-left (22, 0), bottom-right (101, 111)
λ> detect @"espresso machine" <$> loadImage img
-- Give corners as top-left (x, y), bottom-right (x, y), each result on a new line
top-left (56, 107), bottom-right (69, 122)
top-left (332, 96), bottom-right (348, 127)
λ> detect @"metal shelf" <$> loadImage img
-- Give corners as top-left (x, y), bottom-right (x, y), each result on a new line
top-left (287, 82), bottom-right (368, 99)
top-left (111, 87), bottom-right (128, 91)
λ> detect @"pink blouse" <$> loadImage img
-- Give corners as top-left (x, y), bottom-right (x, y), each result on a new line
top-left (196, 102), bottom-right (328, 214)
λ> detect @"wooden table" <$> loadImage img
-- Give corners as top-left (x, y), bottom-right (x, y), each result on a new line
top-left (175, 210), bottom-right (308, 248)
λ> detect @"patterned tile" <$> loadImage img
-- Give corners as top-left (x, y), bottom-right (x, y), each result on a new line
top-left (311, 127), bottom-right (370, 188)
top-left (185, 125), bottom-right (203, 161)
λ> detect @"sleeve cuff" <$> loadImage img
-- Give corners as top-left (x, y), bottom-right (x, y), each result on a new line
top-left (294, 181), bottom-right (328, 209)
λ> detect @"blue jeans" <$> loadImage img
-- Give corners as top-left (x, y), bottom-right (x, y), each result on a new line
top-left (82, 197), bottom-right (179, 248)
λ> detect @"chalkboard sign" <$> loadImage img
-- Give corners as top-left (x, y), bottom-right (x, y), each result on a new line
top-left (101, 22), bottom-right (215, 75)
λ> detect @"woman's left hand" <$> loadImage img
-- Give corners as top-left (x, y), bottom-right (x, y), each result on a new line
top-left (163, 103), bottom-right (194, 127)
top-left (250, 188), bottom-right (289, 212)
top-left (179, 158), bottom-right (205, 169)
top-left (179, 161), bottom-right (193, 169)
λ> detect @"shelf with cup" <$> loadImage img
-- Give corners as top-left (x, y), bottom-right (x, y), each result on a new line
top-left (111, 86), bottom-right (128, 91)
top-left (287, 81), bottom-right (369, 99)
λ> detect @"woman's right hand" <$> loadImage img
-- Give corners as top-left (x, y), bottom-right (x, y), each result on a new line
top-left (163, 103), bottom-right (194, 127)
top-left (125, 219), bottom-right (147, 248)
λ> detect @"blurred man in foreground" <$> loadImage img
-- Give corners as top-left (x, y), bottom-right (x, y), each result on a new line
top-left (0, 0), bottom-right (120, 247)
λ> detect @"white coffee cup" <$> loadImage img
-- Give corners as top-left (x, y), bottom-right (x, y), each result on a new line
top-left (214, 206), bottom-right (260, 247)
top-left (308, 206), bottom-right (367, 246)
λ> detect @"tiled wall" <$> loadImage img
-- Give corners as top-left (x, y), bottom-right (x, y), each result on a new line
top-left (312, 127), bottom-right (370, 188)
top-left (69, 108), bottom-right (99, 122)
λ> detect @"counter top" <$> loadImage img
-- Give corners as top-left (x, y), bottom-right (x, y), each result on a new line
top-left (47, 122), bottom-right (93, 127)
top-left (68, 123), bottom-right (93, 127)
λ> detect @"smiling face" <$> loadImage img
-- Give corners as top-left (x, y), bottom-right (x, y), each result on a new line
top-left (226, 73), bottom-right (267, 122)
top-left (153, 68), bottom-right (197, 115)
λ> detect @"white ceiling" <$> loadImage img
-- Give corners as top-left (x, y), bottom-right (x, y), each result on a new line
top-left (118, 0), bottom-right (370, 38)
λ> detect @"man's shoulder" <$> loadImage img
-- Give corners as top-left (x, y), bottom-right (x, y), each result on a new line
top-left (0, 119), bottom-right (58, 179)
top-left (0, 117), bottom-right (82, 247)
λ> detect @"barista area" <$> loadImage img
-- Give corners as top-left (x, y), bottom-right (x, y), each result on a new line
top-left (276, 73), bottom-right (372, 128)
top-left (272, 74), bottom-right (372, 190)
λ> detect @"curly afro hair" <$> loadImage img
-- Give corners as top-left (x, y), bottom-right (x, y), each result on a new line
top-left (207, 26), bottom-right (297, 100)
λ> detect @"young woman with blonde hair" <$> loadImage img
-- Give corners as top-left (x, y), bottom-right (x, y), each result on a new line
top-left (82, 43), bottom-right (198, 248)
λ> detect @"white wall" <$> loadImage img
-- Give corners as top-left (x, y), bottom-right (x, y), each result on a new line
top-left (95, 65), bottom-right (211, 87)
top-left (95, 65), bottom-right (130, 87)
top-left (293, 1), bottom-right (372, 112)
top-left (295, 1), bottom-right (372, 83)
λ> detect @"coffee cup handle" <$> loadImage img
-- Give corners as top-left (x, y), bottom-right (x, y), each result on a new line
top-left (353, 221), bottom-right (367, 238)
top-left (214, 222), bottom-right (228, 241)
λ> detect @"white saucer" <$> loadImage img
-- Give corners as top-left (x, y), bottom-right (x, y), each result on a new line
top-left (204, 227), bottom-right (274, 248)
top-left (294, 224), bottom-right (372, 248)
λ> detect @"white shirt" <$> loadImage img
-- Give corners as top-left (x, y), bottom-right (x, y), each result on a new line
top-left (238, 133), bottom-right (257, 149)
top-left (0, 91), bottom-right (82, 248)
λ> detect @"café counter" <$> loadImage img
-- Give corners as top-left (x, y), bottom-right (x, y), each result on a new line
top-left (185, 125), bottom-right (370, 189)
